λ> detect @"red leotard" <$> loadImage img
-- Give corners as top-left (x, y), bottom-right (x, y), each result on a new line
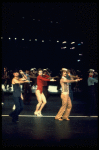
top-left (42, 74), bottom-right (50, 86)
top-left (37, 75), bottom-right (50, 93)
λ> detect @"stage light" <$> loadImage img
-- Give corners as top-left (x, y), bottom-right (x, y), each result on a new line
top-left (57, 40), bottom-right (59, 43)
top-left (29, 39), bottom-right (31, 41)
top-left (8, 37), bottom-right (11, 40)
top-left (62, 41), bottom-right (67, 44)
top-left (70, 47), bottom-right (75, 49)
top-left (71, 42), bottom-right (75, 44)
top-left (1, 37), bottom-right (3, 39)
top-left (61, 47), bottom-right (66, 49)
top-left (14, 38), bottom-right (17, 40)
top-left (35, 39), bottom-right (37, 41)
top-left (42, 40), bottom-right (44, 42)
top-left (61, 47), bottom-right (64, 49)
top-left (78, 43), bottom-right (81, 45)
top-left (77, 59), bottom-right (81, 62)
top-left (22, 38), bottom-right (24, 40)
top-left (81, 42), bottom-right (83, 44)
top-left (79, 54), bottom-right (82, 56)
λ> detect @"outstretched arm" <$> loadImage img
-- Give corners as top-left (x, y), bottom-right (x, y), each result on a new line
top-left (19, 77), bottom-right (27, 81)
top-left (62, 78), bottom-right (82, 83)
top-left (12, 78), bottom-right (32, 84)
top-left (19, 70), bottom-right (27, 80)
top-left (29, 75), bottom-right (37, 78)
top-left (39, 76), bottom-right (56, 81)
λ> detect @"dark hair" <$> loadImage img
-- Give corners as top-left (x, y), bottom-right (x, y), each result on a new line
top-left (60, 71), bottom-right (64, 76)
top-left (38, 68), bottom-right (42, 73)
top-left (13, 69), bottom-right (19, 73)
top-left (4, 66), bottom-right (7, 70)
top-left (26, 70), bottom-right (30, 72)
top-left (60, 70), bottom-right (67, 76)
top-left (43, 70), bottom-right (47, 73)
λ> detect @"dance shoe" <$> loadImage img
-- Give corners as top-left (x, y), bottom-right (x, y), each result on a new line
top-left (55, 117), bottom-right (63, 121)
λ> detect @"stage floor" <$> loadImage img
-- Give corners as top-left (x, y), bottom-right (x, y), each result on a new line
top-left (2, 94), bottom-right (98, 147)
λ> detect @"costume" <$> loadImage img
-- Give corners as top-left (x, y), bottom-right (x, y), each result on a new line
top-left (55, 76), bottom-right (72, 120)
top-left (23, 72), bottom-right (32, 104)
top-left (9, 84), bottom-right (24, 122)
top-left (66, 74), bottom-right (73, 101)
top-left (61, 76), bottom-right (69, 94)
top-left (36, 75), bottom-right (50, 93)
top-left (87, 75), bottom-right (98, 116)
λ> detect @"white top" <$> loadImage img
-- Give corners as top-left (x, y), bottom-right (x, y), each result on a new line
top-left (60, 76), bottom-right (69, 94)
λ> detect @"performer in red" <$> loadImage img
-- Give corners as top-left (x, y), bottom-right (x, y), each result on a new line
top-left (34, 68), bottom-right (56, 116)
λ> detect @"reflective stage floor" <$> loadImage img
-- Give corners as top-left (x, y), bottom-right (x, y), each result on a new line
top-left (2, 93), bottom-right (98, 147)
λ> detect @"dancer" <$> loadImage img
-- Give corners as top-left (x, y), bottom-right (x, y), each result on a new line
top-left (19, 69), bottom-right (37, 104)
top-left (55, 68), bottom-right (82, 121)
top-left (9, 69), bottom-right (31, 122)
top-left (21, 70), bottom-right (32, 105)
top-left (34, 68), bottom-right (56, 116)
top-left (42, 69), bottom-right (51, 99)
top-left (30, 68), bottom-right (37, 87)
top-left (42, 69), bottom-right (59, 97)
top-left (87, 69), bottom-right (98, 116)
top-left (2, 67), bottom-right (10, 90)
top-left (66, 69), bottom-right (82, 101)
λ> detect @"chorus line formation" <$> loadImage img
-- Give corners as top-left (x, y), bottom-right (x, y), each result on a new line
top-left (2, 67), bottom-right (98, 122)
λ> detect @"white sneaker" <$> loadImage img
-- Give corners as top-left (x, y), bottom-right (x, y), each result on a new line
top-left (37, 112), bottom-right (43, 117)
top-left (34, 111), bottom-right (38, 115)
top-left (12, 105), bottom-right (16, 110)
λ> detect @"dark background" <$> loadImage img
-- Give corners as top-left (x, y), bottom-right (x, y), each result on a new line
top-left (1, 2), bottom-right (98, 76)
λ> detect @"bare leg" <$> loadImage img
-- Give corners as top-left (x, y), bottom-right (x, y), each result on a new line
top-left (35, 102), bottom-right (42, 113)
top-left (37, 93), bottom-right (47, 114)
top-left (34, 90), bottom-right (42, 114)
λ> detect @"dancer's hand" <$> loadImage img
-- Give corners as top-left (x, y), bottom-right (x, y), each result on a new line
top-left (50, 79), bottom-right (56, 81)
top-left (24, 80), bottom-right (30, 83)
top-left (76, 78), bottom-right (82, 82)
top-left (94, 72), bottom-right (98, 75)
top-left (19, 70), bottom-right (24, 74)
top-left (21, 93), bottom-right (24, 100)
top-left (78, 78), bottom-right (83, 81)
